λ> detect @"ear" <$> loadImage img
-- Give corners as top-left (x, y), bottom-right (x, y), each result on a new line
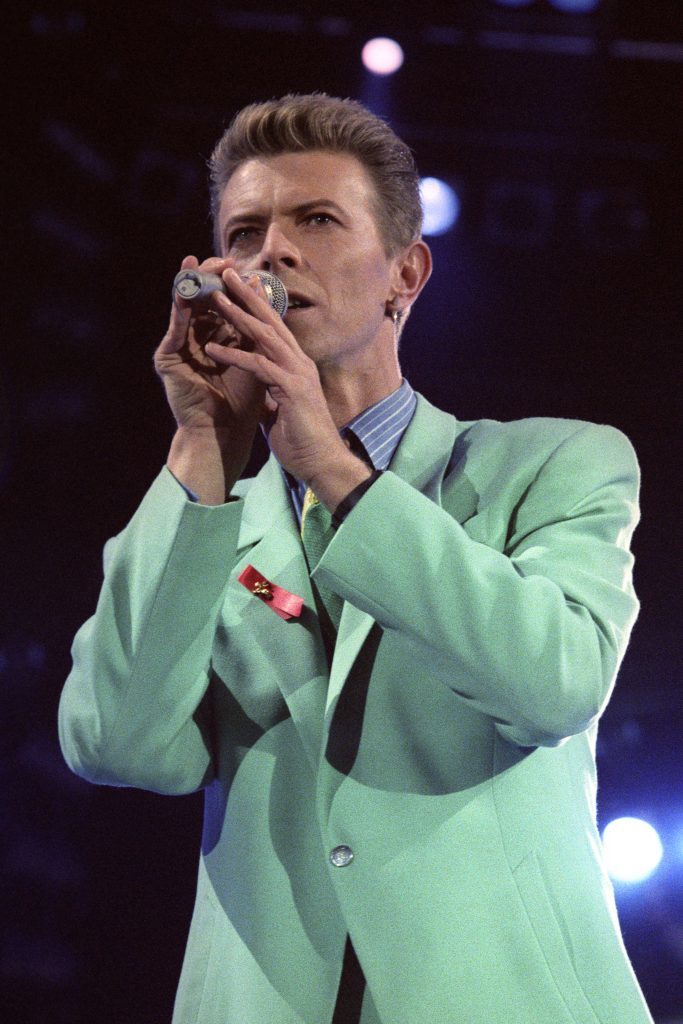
top-left (387, 239), bottom-right (432, 315)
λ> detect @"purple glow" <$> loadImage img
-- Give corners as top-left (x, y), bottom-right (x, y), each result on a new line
top-left (550, 0), bottom-right (600, 10)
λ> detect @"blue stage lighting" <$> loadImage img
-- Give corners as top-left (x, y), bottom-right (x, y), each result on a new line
top-left (361, 37), bottom-right (404, 76)
top-left (419, 178), bottom-right (460, 236)
top-left (494, 0), bottom-right (534, 8)
top-left (602, 817), bottom-right (663, 884)
top-left (550, 0), bottom-right (600, 12)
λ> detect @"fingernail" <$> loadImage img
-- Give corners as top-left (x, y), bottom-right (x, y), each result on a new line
top-left (247, 273), bottom-right (265, 292)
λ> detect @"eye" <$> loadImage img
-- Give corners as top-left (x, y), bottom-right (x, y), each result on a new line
top-left (227, 226), bottom-right (260, 249)
top-left (305, 212), bottom-right (336, 227)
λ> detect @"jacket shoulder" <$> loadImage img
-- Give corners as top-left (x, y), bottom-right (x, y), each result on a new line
top-left (450, 414), bottom-right (637, 475)
top-left (439, 414), bottom-right (639, 526)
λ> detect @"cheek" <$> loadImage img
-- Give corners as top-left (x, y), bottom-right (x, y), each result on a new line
top-left (336, 277), bottom-right (377, 323)
top-left (336, 253), bottom-right (388, 307)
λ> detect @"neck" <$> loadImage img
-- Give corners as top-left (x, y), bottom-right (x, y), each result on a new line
top-left (317, 340), bottom-right (402, 428)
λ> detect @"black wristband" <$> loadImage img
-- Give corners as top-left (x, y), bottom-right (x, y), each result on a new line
top-left (331, 469), bottom-right (383, 528)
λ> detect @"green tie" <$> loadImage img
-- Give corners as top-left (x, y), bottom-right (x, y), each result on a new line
top-left (301, 489), bottom-right (344, 640)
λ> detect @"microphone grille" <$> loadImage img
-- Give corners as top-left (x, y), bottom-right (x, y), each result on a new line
top-left (251, 271), bottom-right (288, 318)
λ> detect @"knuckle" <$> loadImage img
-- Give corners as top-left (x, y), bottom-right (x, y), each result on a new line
top-left (261, 324), bottom-right (279, 344)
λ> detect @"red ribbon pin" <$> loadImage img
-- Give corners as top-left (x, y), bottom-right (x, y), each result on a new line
top-left (238, 565), bottom-right (304, 621)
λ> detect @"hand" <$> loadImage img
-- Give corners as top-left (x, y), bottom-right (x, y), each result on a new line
top-left (155, 255), bottom-right (266, 442)
top-left (204, 270), bottom-right (371, 506)
top-left (156, 255), bottom-right (274, 503)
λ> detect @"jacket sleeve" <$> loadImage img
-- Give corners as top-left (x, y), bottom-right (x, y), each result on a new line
top-left (314, 423), bottom-right (640, 748)
top-left (58, 468), bottom-right (244, 794)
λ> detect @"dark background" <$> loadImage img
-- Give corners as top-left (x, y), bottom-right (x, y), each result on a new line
top-left (5, 2), bottom-right (681, 1021)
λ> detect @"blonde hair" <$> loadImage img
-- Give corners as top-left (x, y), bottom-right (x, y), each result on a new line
top-left (209, 93), bottom-right (422, 257)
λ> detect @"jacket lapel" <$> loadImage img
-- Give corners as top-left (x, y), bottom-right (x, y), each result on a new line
top-left (235, 457), bottom-right (329, 770)
top-left (323, 396), bottom-right (462, 723)
top-left (234, 396), bottom-right (467, 767)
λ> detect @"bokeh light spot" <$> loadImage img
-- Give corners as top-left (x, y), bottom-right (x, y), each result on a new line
top-left (361, 38), bottom-right (404, 76)
top-left (602, 817), bottom-right (663, 883)
top-left (419, 177), bottom-right (460, 236)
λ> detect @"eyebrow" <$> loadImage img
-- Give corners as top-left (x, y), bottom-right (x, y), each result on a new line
top-left (222, 198), bottom-right (348, 234)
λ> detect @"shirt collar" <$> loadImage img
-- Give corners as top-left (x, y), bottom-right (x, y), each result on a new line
top-left (343, 378), bottom-right (416, 472)
top-left (274, 379), bottom-right (416, 523)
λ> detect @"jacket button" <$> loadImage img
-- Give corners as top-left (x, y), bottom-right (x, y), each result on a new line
top-left (329, 845), bottom-right (354, 867)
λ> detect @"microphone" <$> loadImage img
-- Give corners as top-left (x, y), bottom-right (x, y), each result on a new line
top-left (173, 269), bottom-right (288, 318)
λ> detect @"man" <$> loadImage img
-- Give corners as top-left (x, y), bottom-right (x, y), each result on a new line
top-left (59, 94), bottom-right (653, 1023)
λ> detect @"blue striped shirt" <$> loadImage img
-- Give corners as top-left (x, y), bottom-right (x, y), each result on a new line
top-left (281, 379), bottom-right (417, 524)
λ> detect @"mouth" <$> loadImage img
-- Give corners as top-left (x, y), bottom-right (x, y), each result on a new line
top-left (284, 291), bottom-right (314, 313)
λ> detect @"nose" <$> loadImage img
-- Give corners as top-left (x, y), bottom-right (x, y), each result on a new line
top-left (258, 222), bottom-right (301, 272)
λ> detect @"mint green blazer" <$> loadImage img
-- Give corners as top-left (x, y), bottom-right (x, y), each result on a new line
top-left (59, 395), bottom-right (653, 1024)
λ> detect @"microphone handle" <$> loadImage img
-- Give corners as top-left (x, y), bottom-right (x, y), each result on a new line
top-left (173, 269), bottom-right (288, 317)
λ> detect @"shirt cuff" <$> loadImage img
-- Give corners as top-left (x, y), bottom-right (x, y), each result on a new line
top-left (331, 469), bottom-right (383, 528)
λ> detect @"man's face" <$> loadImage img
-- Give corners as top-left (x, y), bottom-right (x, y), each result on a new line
top-left (216, 151), bottom-right (402, 370)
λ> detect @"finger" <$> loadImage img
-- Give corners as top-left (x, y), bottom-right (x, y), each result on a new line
top-left (212, 291), bottom-right (297, 365)
top-left (174, 255), bottom-right (237, 314)
top-left (197, 254), bottom-right (239, 275)
top-left (209, 296), bottom-right (296, 372)
top-left (160, 255), bottom-right (207, 354)
top-left (204, 341), bottom-right (283, 388)
top-left (220, 268), bottom-right (286, 331)
top-left (159, 297), bottom-right (193, 355)
top-left (263, 393), bottom-right (279, 415)
top-left (195, 316), bottom-right (239, 348)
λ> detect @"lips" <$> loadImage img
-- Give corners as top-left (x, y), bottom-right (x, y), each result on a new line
top-left (285, 293), bottom-right (313, 310)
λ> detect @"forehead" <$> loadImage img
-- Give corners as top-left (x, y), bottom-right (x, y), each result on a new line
top-left (218, 150), bottom-right (380, 224)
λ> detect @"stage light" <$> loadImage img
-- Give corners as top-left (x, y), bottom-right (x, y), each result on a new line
top-left (602, 817), bottom-right (663, 884)
top-left (420, 178), bottom-right (460, 236)
top-left (549, 0), bottom-right (600, 12)
top-left (361, 38), bottom-right (404, 76)
top-left (494, 0), bottom-right (534, 7)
